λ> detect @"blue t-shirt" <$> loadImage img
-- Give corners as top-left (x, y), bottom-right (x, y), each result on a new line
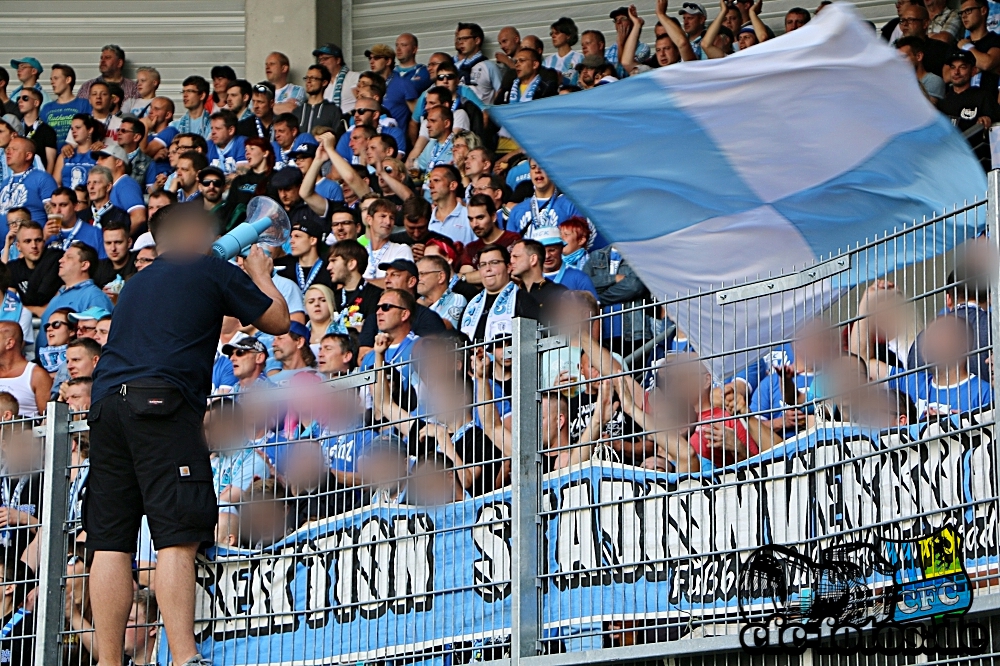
top-left (148, 126), bottom-right (178, 150)
top-left (548, 266), bottom-right (598, 300)
top-left (323, 427), bottom-right (377, 473)
top-left (50, 220), bottom-right (106, 258)
top-left (40, 98), bottom-right (92, 145)
top-left (396, 63), bottom-right (432, 95)
top-left (0, 168), bottom-right (57, 224)
top-left (749, 370), bottom-right (815, 434)
top-left (110, 175), bottom-right (145, 214)
top-left (506, 194), bottom-right (582, 235)
top-left (92, 253), bottom-right (273, 410)
top-left (382, 73), bottom-right (418, 132)
top-left (61, 152), bottom-right (96, 190)
top-left (892, 369), bottom-right (993, 419)
top-left (315, 179), bottom-right (345, 203)
top-left (208, 135), bottom-right (247, 175)
top-left (40, 280), bottom-right (114, 338)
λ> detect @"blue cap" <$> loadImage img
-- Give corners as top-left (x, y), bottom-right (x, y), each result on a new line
top-left (10, 58), bottom-right (42, 74)
top-left (69, 306), bottom-right (111, 322)
top-left (287, 321), bottom-right (310, 339)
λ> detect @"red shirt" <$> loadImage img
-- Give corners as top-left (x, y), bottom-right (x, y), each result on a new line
top-left (687, 408), bottom-right (756, 467)
top-left (460, 231), bottom-right (523, 267)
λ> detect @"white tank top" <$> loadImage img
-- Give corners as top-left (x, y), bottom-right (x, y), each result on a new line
top-left (0, 362), bottom-right (38, 416)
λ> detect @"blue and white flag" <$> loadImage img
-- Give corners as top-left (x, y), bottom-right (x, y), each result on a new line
top-left (490, 3), bottom-right (986, 375)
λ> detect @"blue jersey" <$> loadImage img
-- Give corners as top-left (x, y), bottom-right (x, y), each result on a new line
top-left (61, 152), bottom-right (96, 189)
top-left (0, 168), bottom-right (57, 223)
top-left (212, 354), bottom-right (238, 393)
top-left (507, 194), bottom-right (582, 235)
top-left (148, 126), bottom-right (178, 150)
top-left (208, 135), bottom-right (247, 175)
top-left (547, 266), bottom-right (598, 300)
top-left (40, 98), bottom-right (92, 145)
top-left (749, 370), bottom-right (815, 433)
top-left (359, 333), bottom-right (418, 392)
top-left (110, 175), bottom-right (145, 214)
top-left (315, 178), bottom-right (344, 202)
top-left (40, 280), bottom-right (114, 335)
top-left (323, 427), bottom-right (377, 473)
top-left (382, 73), bottom-right (418, 131)
top-left (50, 221), bottom-right (106, 258)
top-left (892, 369), bottom-right (993, 418)
top-left (396, 63), bottom-right (432, 94)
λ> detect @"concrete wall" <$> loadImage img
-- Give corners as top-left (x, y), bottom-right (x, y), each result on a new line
top-left (245, 0), bottom-right (319, 86)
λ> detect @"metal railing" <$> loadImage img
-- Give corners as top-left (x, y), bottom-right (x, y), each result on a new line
top-left (15, 178), bottom-right (1000, 666)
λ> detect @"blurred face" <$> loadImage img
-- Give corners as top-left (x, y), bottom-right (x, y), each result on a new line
top-left (425, 109), bottom-right (448, 140)
top-left (330, 214), bottom-right (359, 242)
top-left (656, 37), bottom-right (681, 66)
top-left (65, 382), bottom-right (91, 411)
top-left (375, 292), bottom-right (409, 332)
top-left (455, 28), bottom-right (480, 57)
top-left (785, 11), bottom-right (809, 31)
top-left (370, 209), bottom-right (394, 238)
top-left (50, 193), bottom-right (77, 224)
top-left (103, 229), bottom-right (130, 263)
top-left (45, 312), bottom-right (74, 345)
top-left (581, 32), bottom-right (603, 56)
top-left (95, 319), bottom-right (111, 346)
top-left (426, 168), bottom-right (455, 202)
top-left (147, 194), bottom-right (171, 218)
top-left (136, 247), bottom-right (157, 270)
top-left (99, 49), bottom-right (122, 76)
top-left (408, 462), bottom-right (461, 505)
top-left (348, 127), bottom-right (370, 157)
top-left (396, 34), bottom-right (417, 62)
top-left (318, 339), bottom-right (351, 374)
top-left (960, 0), bottom-right (985, 30)
top-left (136, 70), bottom-right (158, 97)
top-left (175, 158), bottom-right (199, 191)
top-left (50, 69), bottom-right (71, 96)
top-left (479, 249), bottom-right (511, 292)
top-left (230, 348), bottom-right (265, 379)
top-left (899, 6), bottom-right (929, 36)
top-left (923, 317), bottom-right (971, 369)
top-left (89, 85), bottom-right (111, 114)
top-left (514, 51), bottom-right (538, 79)
top-left (383, 268), bottom-right (415, 291)
top-left (241, 495), bottom-right (288, 548)
top-left (305, 289), bottom-right (331, 324)
top-left (251, 93), bottom-right (273, 118)
top-left (543, 244), bottom-right (563, 272)
top-left (273, 121), bottom-right (296, 149)
top-left (416, 258), bottom-right (445, 297)
top-left (277, 186), bottom-right (300, 208)
top-left (16, 227), bottom-right (44, 263)
top-left (264, 54), bottom-right (286, 83)
top-left (210, 118), bottom-right (234, 146)
top-left (66, 345), bottom-right (98, 379)
top-left (468, 205), bottom-right (495, 239)
top-left (226, 86), bottom-right (248, 113)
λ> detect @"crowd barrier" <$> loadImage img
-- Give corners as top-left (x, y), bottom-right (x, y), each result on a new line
top-left (12, 178), bottom-right (1000, 666)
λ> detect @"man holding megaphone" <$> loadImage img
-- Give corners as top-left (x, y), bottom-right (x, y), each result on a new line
top-left (86, 203), bottom-right (290, 666)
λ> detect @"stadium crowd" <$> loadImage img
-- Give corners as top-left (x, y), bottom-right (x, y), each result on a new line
top-left (0, 0), bottom-right (995, 662)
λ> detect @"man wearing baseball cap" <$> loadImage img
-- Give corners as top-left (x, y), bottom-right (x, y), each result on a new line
top-left (939, 50), bottom-right (1000, 162)
top-left (678, 3), bottom-right (711, 59)
top-left (365, 43), bottom-right (418, 131)
top-left (275, 217), bottom-right (336, 294)
top-left (195, 166), bottom-right (228, 226)
top-left (575, 54), bottom-right (609, 90)
top-left (93, 143), bottom-right (147, 232)
top-left (236, 82), bottom-right (276, 141)
top-left (314, 43), bottom-right (361, 112)
top-left (271, 166), bottom-right (331, 241)
top-left (9, 58), bottom-right (50, 106)
top-left (221, 336), bottom-right (272, 393)
top-left (534, 226), bottom-right (598, 299)
top-left (606, 8), bottom-right (651, 75)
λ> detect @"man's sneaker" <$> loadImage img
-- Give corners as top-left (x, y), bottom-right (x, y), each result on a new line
top-left (175, 655), bottom-right (211, 666)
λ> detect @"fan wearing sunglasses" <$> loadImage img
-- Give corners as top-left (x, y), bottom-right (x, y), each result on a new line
top-left (196, 166), bottom-right (233, 231)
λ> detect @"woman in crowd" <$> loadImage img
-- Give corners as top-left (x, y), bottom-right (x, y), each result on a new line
top-left (54, 114), bottom-right (106, 188)
top-left (304, 284), bottom-right (339, 352)
top-left (228, 137), bottom-right (276, 209)
top-left (38, 308), bottom-right (76, 376)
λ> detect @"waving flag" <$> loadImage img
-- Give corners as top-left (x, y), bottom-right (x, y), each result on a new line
top-left (490, 2), bottom-right (986, 375)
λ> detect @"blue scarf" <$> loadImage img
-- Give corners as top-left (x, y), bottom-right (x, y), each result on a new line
top-left (509, 76), bottom-right (541, 103)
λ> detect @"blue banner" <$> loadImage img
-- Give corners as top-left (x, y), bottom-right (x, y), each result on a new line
top-left (183, 410), bottom-right (997, 664)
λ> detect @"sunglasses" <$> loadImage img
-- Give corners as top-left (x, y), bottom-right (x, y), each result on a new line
top-left (229, 348), bottom-right (255, 357)
top-left (44, 321), bottom-right (70, 331)
top-left (377, 303), bottom-right (407, 312)
top-left (354, 108), bottom-right (377, 115)
top-left (199, 178), bottom-right (224, 188)
top-left (436, 73), bottom-right (457, 81)
top-left (18, 95), bottom-right (32, 102)
top-left (77, 324), bottom-right (97, 333)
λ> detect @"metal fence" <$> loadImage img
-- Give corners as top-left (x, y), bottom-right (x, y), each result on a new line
top-left (14, 178), bottom-right (1000, 666)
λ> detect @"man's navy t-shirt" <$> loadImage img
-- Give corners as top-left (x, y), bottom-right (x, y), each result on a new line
top-left (92, 253), bottom-right (272, 410)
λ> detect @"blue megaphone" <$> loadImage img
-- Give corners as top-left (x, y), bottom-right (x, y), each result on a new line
top-left (211, 196), bottom-right (291, 260)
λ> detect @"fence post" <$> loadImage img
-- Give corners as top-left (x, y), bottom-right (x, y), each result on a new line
top-left (509, 317), bottom-right (541, 662)
top-left (34, 401), bottom-right (71, 666)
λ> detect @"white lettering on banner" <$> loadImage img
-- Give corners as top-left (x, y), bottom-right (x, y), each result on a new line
top-left (472, 502), bottom-right (512, 602)
top-left (190, 411), bottom-right (997, 649)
